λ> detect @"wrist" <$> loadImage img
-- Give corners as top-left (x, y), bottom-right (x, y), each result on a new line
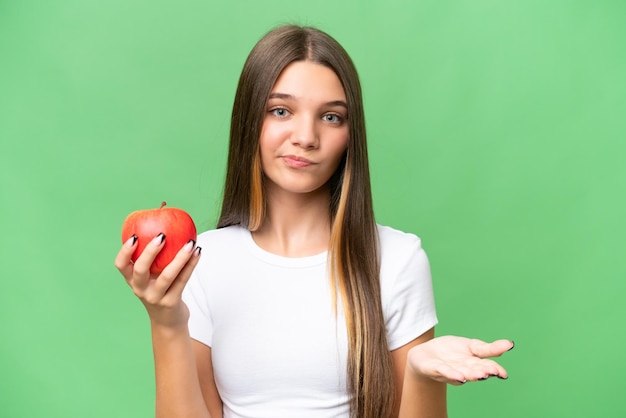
top-left (406, 345), bottom-right (435, 383)
top-left (149, 318), bottom-right (190, 341)
top-left (144, 300), bottom-right (190, 331)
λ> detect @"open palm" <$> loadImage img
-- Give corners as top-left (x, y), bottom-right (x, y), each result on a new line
top-left (407, 336), bottom-right (514, 385)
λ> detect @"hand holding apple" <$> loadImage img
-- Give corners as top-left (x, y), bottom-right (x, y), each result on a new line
top-left (121, 201), bottom-right (197, 274)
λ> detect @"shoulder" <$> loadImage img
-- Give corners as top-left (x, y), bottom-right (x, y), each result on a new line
top-left (194, 225), bottom-right (249, 257)
top-left (196, 225), bottom-right (246, 245)
top-left (187, 225), bottom-right (251, 286)
top-left (376, 223), bottom-right (431, 295)
top-left (376, 224), bottom-right (425, 261)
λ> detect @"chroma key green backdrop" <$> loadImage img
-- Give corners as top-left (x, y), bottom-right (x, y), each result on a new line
top-left (1, 1), bottom-right (625, 417)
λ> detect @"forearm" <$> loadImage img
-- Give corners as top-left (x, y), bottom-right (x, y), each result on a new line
top-left (151, 322), bottom-right (211, 418)
top-left (398, 365), bottom-right (447, 418)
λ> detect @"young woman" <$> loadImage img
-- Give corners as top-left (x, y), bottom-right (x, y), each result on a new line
top-left (115, 25), bottom-right (514, 418)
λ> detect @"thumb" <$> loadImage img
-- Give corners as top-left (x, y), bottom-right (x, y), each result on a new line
top-left (470, 339), bottom-right (515, 358)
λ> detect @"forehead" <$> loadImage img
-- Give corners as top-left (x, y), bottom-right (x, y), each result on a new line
top-left (271, 61), bottom-right (346, 101)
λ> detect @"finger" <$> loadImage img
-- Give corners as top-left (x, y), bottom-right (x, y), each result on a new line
top-left (455, 358), bottom-right (507, 381)
top-left (487, 358), bottom-right (509, 380)
top-left (481, 358), bottom-right (507, 379)
top-left (493, 366), bottom-right (509, 380)
top-left (470, 339), bottom-right (515, 359)
top-left (161, 246), bottom-right (202, 305)
top-left (133, 233), bottom-right (166, 281)
top-left (422, 361), bottom-right (469, 385)
top-left (151, 240), bottom-right (198, 298)
top-left (114, 235), bottom-right (138, 280)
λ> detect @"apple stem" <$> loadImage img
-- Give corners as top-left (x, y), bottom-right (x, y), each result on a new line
top-left (160, 201), bottom-right (167, 209)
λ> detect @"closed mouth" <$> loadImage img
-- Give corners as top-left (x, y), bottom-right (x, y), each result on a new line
top-left (282, 155), bottom-right (315, 167)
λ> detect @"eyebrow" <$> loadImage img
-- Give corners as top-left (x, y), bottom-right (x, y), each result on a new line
top-left (268, 92), bottom-right (348, 109)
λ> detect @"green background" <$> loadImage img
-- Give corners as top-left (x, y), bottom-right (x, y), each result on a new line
top-left (1, 0), bottom-right (624, 416)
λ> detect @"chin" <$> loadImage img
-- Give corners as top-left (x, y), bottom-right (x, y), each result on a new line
top-left (267, 180), bottom-right (330, 196)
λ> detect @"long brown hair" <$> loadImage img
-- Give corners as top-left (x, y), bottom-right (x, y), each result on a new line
top-left (217, 25), bottom-right (395, 418)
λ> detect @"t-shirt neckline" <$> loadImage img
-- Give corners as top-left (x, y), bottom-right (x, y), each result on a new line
top-left (240, 227), bottom-right (328, 268)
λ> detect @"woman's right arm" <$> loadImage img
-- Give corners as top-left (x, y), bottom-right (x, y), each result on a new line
top-left (115, 233), bottom-right (219, 418)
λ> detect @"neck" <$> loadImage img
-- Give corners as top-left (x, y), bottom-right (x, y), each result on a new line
top-left (252, 184), bottom-right (332, 257)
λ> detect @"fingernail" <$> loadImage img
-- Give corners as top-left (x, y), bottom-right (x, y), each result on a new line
top-left (478, 377), bottom-right (488, 381)
top-left (508, 341), bottom-right (515, 351)
top-left (153, 233), bottom-right (165, 245)
top-left (457, 379), bottom-right (467, 385)
top-left (184, 239), bottom-right (196, 252)
top-left (125, 234), bottom-right (138, 247)
top-left (497, 375), bottom-right (509, 380)
top-left (194, 246), bottom-right (202, 256)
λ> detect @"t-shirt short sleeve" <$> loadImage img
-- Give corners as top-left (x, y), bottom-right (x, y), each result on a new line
top-left (378, 225), bottom-right (438, 351)
top-left (182, 265), bottom-right (213, 347)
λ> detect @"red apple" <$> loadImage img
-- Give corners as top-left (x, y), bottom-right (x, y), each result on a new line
top-left (121, 201), bottom-right (197, 274)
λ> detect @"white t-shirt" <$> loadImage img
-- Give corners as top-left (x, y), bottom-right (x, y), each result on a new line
top-left (182, 224), bottom-right (438, 418)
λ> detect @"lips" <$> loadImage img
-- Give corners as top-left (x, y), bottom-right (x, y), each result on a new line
top-left (282, 155), bottom-right (314, 168)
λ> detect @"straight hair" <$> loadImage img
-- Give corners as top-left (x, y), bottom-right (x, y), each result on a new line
top-left (217, 25), bottom-right (395, 418)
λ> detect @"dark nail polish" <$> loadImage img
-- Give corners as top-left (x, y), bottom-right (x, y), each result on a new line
top-left (158, 232), bottom-right (166, 243)
top-left (457, 379), bottom-right (467, 385)
top-left (195, 246), bottom-right (202, 256)
top-left (131, 234), bottom-right (138, 245)
top-left (478, 377), bottom-right (488, 381)
top-left (497, 375), bottom-right (509, 380)
top-left (507, 341), bottom-right (515, 351)
top-left (188, 239), bottom-right (196, 246)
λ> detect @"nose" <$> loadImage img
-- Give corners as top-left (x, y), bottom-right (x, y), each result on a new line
top-left (291, 114), bottom-right (318, 149)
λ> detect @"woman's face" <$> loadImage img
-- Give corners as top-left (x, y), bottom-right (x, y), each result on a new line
top-left (259, 60), bottom-right (349, 198)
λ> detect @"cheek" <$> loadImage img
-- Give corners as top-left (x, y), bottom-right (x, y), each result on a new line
top-left (330, 131), bottom-right (349, 158)
top-left (325, 139), bottom-right (348, 174)
top-left (259, 121), bottom-right (287, 156)
top-left (258, 129), bottom-right (274, 167)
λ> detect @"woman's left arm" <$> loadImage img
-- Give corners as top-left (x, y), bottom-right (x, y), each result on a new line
top-left (392, 327), bottom-right (446, 418)
top-left (392, 328), bottom-right (514, 418)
